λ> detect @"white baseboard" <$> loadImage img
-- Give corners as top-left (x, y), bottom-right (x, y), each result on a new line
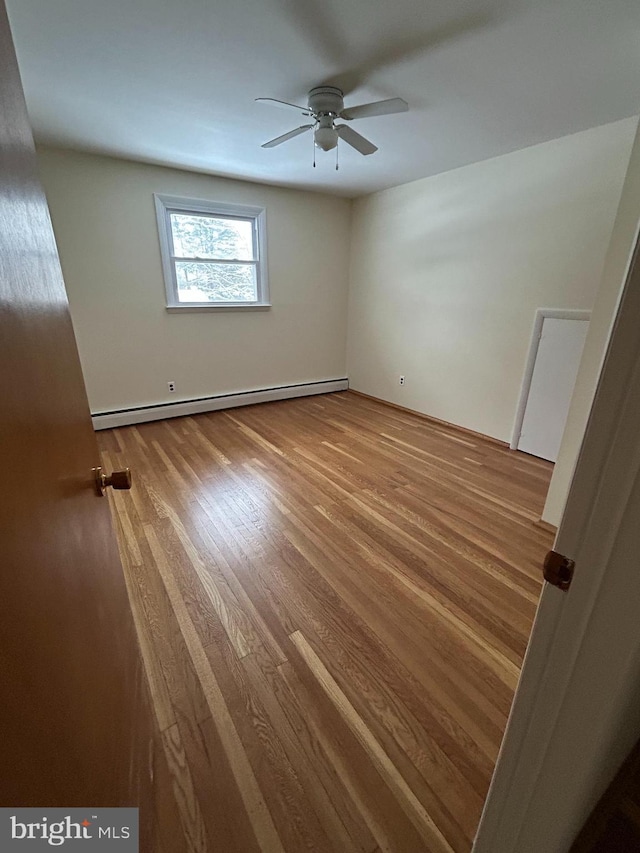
top-left (92, 378), bottom-right (349, 430)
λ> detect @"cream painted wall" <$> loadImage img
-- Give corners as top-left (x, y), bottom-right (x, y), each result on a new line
top-left (543, 120), bottom-right (640, 525)
top-left (37, 147), bottom-right (351, 413)
top-left (347, 117), bottom-right (638, 444)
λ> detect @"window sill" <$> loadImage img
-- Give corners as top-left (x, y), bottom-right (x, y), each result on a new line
top-left (166, 303), bottom-right (272, 313)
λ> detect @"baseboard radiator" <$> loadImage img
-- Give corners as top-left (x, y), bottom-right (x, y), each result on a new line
top-left (92, 378), bottom-right (349, 430)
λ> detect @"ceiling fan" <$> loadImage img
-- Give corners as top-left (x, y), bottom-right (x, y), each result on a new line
top-left (257, 86), bottom-right (408, 157)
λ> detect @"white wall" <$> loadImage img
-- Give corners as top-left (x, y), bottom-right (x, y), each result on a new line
top-left (543, 120), bottom-right (640, 525)
top-left (37, 147), bottom-right (351, 414)
top-left (347, 118), bottom-right (637, 443)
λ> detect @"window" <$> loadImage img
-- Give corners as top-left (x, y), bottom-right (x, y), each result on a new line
top-left (154, 194), bottom-right (269, 309)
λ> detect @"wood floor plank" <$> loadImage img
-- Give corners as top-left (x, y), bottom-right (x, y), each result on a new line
top-left (204, 628), bottom-right (337, 853)
top-left (98, 390), bottom-right (553, 852)
top-left (143, 524), bottom-right (286, 853)
top-left (290, 630), bottom-right (455, 853)
top-left (214, 473), bottom-right (502, 776)
top-left (160, 723), bottom-right (210, 853)
top-left (327, 494), bottom-right (522, 684)
top-left (283, 497), bottom-right (514, 731)
top-left (241, 651), bottom-right (375, 853)
top-left (172, 710), bottom-right (264, 853)
top-left (125, 525), bottom-right (211, 728)
top-left (152, 727), bottom-right (192, 853)
top-left (277, 657), bottom-right (426, 853)
top-left (154, 513), bottom-right (254, 659)
top-left (211, 452), bottom-right (506, 759)
top-left (111, 507), bottom-right (176, 734)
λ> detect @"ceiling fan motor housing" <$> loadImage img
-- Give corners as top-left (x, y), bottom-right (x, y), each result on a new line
top-left (308, 86), bottom-right (344, 117)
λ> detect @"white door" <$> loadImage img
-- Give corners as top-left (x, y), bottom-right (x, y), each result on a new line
top-left (518, 317), bottom-right (589, 462)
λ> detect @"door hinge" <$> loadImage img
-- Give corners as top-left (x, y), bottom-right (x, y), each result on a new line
top-left (543, 549), bottom-right (575, 590)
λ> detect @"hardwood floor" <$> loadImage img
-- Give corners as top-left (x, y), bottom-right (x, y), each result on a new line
top-left (97, 390), bottom-right (554, 853)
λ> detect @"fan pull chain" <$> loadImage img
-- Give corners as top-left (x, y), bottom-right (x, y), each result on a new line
top-left (312, 132), bottom-right (316, 168)
top-left (336, 140), bottom-right (339, 171)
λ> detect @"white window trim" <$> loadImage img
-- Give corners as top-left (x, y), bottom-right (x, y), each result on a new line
top-left (154, 193), bottom-right (270, 310)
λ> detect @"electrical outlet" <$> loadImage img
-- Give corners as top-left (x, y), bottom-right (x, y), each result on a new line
top-left (167, 381), bottom-right (176, 392)
top-left (399, 375), bottom-right (405, 386)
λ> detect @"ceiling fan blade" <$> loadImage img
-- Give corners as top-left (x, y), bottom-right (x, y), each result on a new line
top-left (326, 12), bottom-right (493, 95)
top-left (336, 125), bottom-right (378, 156)
top-left (340, 98), bottom-right (409, 121)
top-left (256, 97), bottom-right (311, 116)
top-left (261, 125), bottom-right (313, 149)
top-left (273, 0), bottom-right (346, 67)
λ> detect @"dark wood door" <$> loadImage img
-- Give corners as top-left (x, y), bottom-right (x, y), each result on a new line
top-left (0, 0), bottom-right (153, 830)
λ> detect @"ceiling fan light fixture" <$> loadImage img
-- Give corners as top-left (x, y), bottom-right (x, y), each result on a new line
top-left (258, 86), bottom-right (408, 161)
top-left (314, 126), bottom-right (338, 151)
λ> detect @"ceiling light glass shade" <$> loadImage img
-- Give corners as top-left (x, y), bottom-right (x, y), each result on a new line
top-left (314, 126), bottom-right (338, 151)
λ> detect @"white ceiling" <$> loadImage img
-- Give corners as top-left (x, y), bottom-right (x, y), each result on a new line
top-left (7, 0), bottom-right (640, 197)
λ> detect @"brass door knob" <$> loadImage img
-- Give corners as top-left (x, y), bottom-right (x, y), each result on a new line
top-left (93, 466), bottom-right (132, 496)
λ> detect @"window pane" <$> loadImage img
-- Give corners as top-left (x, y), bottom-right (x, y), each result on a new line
top-left (170, 213), bottom-right (254, 261)
top-left (175, 261), bottom-right (257, 302)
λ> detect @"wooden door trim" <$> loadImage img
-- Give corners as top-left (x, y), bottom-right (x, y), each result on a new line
top-left (510, 308), bottom-right (591, 451)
